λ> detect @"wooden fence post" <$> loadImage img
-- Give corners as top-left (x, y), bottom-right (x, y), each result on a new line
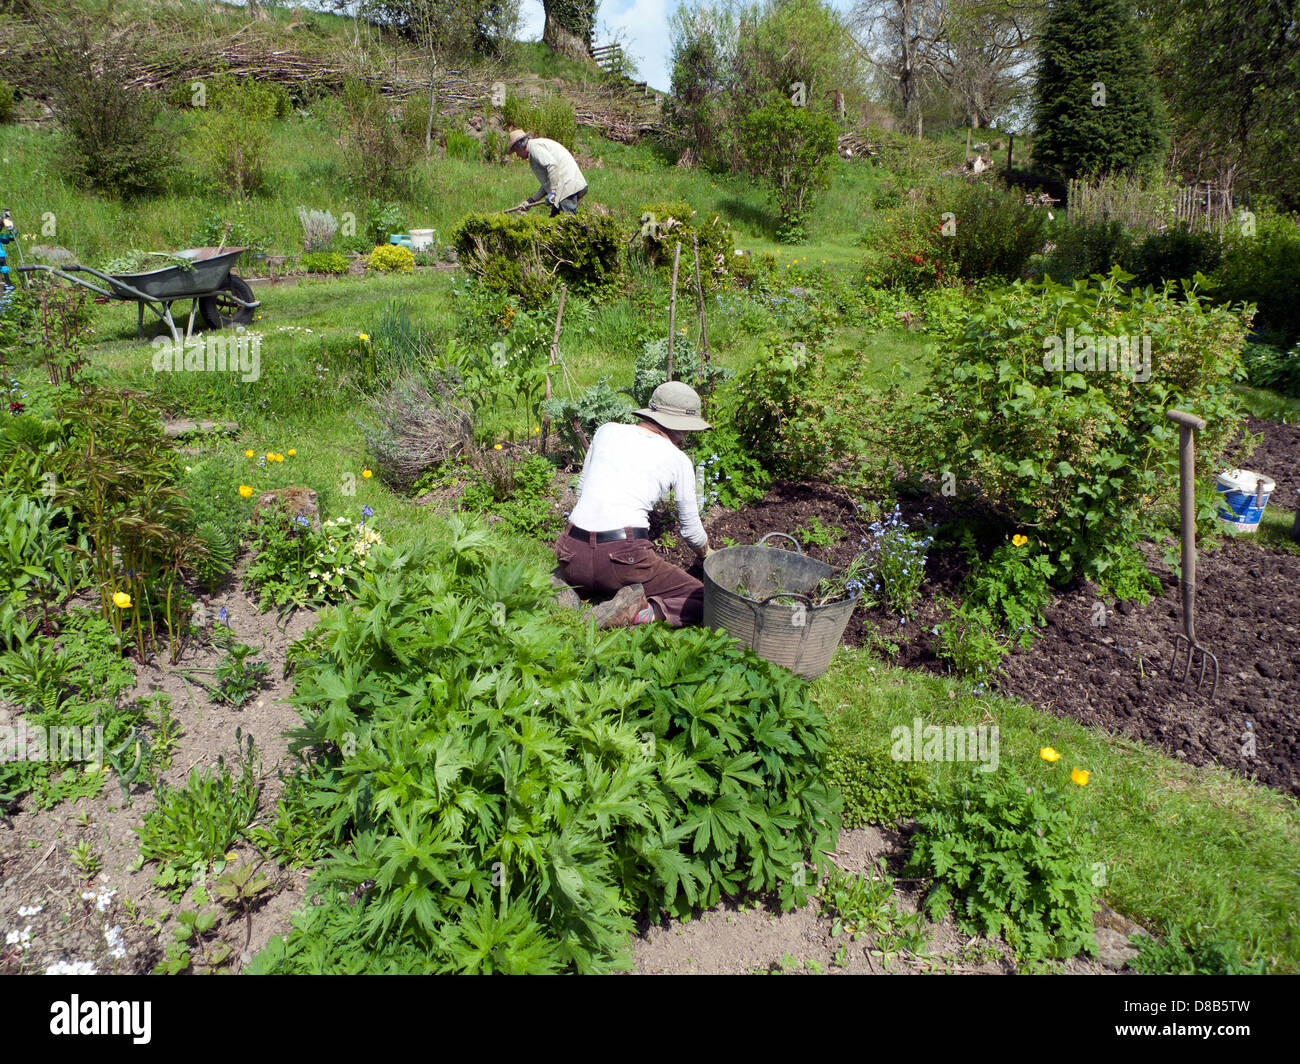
top-left (1006, 133), bottom-right (1014, 174)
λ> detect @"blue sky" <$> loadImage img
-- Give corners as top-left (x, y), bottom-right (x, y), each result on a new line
top-left (523, 0), bottom-right (858, 96)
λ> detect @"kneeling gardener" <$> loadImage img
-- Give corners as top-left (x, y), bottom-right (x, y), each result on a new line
top-left (555, 382), bottom-right (714, 628)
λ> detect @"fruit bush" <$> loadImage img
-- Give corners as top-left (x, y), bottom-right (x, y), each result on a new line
top-left (918, 271), bottom-right (1250, 583)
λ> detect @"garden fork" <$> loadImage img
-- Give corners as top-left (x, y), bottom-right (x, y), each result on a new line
top-left (1166, 409), bottom-right (1218, 699)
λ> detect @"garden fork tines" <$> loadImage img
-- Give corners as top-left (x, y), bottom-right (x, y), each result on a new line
top-left (1165, 409), bottom-right (1218, 700)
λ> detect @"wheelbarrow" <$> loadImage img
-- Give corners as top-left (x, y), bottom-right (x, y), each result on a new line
top-left (17, 247), bottom-right (260, 344)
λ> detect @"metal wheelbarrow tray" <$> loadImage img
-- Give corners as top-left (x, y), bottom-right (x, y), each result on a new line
top-left (18, 246), bottom-right (260, 343)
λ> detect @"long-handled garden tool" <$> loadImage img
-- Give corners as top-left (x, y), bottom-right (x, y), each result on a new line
top-left (502, 200), bottom-right (542, 215)
top-left (1166, 408), bottom-right (1218, 699)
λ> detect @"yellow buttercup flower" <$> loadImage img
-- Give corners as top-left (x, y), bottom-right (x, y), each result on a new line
top-left (1071, 767), bottom-right (1090, 786)
top-left (494, 443), bottom-right (503, 450)
top-left (266, 452), bottom-right (275, 461)
top-left (112, 591), bottom-right (132, 610)
top-left (362, 468), bottom-right (372, 479)
top-left (239, 484), bottom-right (253, 498)
top-left (244, 449), bottom-right (254, 458)
top-left (359, 333), bottom-right (370, 341)
top-left (287, 448), bottom-right (296, 456)
top-left (273, 453), bottom-right (284, 462)
top-left (1040, 747), bottom-right (1061, 763)
top-left (1012, 534), bottom-right (1029, 547)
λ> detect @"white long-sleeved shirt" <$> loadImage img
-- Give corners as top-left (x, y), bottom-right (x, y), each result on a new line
top-left (570, 422), bottom-right (707, 551)
top-left (527, 137), bottom-right (587, 206)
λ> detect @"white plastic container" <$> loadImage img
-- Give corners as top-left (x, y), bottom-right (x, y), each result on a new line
top-left (409, 228), bottom-right (436, 252)
top-left (1215, 468), bottom-right (1275, 533)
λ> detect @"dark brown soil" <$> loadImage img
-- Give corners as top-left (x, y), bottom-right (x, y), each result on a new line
top-left (653, 419), bottom-right (1300, 798)
top-left (1228, 416), bottom-right (1300, 513)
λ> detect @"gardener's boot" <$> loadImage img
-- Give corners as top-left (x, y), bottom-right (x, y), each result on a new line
top-left (591, 584), bottom-right (654, 629)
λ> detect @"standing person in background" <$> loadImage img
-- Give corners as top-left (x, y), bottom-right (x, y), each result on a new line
top-left (554, 382), bottom-right (714, 629)
top-left (504, 128), bottom-right (588, 216)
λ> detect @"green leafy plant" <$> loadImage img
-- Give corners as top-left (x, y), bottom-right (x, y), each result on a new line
top-left (738, 94), bottom-right (839, 243)
top-left (936, 599), bottom-right (1010, 688)
top-left (824, 742), bottom-right (929, 828)
top-left (819, 863), bottom-right (906, 941)
top-left (907, 766), bottom-right (1099, 961)
top-left (451, 212), bottom-right (622, 307)
top-left (918, 271), bottom-right (1249, 583)
top-left (799, 516), bottom-right (845, 548)
top-left (301, 251), bottom-right (350, 275)
top-left (1130, 925), bottom-right (1269, 975)
top-left (367, 244), bottom-right (415, 273)
top-left (539, 378), bottom-right (635, 457)
top-left (961, 540), bottom-right (1055, 646)
top-left (458, 451), bottom-right (562, 539)
top-left (135, 734), bottom-right (262, 899)
top-left (213, 643), bottom-right (270, 707)
top-left (250, 523), bottom-right (839, 974)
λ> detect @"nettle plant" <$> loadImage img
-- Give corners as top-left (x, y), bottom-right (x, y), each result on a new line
top-left (923, 271), bottom-right (1249, 584)
top-left (252, 520), bottom-right (840, 974)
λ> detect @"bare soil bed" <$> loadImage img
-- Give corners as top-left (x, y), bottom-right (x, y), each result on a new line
top-left (654, 417), bottom-right (1300, 798)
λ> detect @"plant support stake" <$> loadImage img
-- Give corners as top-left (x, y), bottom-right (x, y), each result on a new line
top-left (541, 284), bottom-right (567, 456)
top-left (692, 232), bottom-right (711, 397)
top-left (1165, 408), bottom-right (1218, 698)
top-left (666, 240), bottom-right (681, 382)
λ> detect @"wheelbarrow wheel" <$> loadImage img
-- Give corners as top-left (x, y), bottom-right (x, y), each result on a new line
top-left (199, 275), bottom-right (256, 330)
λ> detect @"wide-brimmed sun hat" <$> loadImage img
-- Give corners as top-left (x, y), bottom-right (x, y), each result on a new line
top-left (504, 129), bottom-right (528, 154)
top-left (635, 381), bottom-right (711, 432)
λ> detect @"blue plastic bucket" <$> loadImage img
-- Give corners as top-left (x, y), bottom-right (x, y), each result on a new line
top-left (1215, 469), bottom-right (1275, 533)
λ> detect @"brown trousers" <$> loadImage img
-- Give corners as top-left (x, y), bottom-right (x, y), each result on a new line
top-left (554, 525), bottom-right (704, 627)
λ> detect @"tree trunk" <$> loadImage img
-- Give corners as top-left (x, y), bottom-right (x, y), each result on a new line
top-left (543, 9), bottom-right (592, 62)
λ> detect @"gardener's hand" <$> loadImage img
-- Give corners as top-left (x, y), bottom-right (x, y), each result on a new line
top-left (698, 544), bottom-right (715, 559)
top-left (517, 199), bottom-right (533, 211)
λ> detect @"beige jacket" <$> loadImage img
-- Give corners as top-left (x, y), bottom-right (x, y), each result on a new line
top-left (526, 137), bottom-right (587, 206)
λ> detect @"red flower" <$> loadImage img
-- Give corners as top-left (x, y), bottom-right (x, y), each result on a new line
top-left (910, 254), bottom-right (922, 264)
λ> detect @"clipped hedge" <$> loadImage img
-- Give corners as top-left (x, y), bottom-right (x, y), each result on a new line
top-left (452, 211), bottom-right (621, 306)
top-left (634, 200), bottom-right (735, 292)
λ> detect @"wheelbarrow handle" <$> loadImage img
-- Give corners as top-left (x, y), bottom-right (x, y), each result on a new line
top-left (757, 532), bottom-right (803, 554)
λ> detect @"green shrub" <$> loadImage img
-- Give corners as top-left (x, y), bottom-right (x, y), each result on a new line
top-left (188, 210), bottom-right (266, 256)
top-left (340, 76), bottom-right (413, 201)
top-left (907, 767), bottom-right (1099, 961)
top-left (452, 212), bottom-right (622, 306)
top-left (502, 91), bottom-right (578, 148)
top-left (366, 244), bottom-right (415, 273)
top-left (250, 528), bottom-right (839, 973)
top-left (1214, 212), bottom-right (1300, 346)
top-left (193, 77), bottom-right (280, 197)
top-left (692, 416), bottom-right (770, 511)
top-left (1129, 225), bottom-right (1222, 289)
top-left (727, 344), bottom-right (851, 482)
top-left (301, 251), bottom-right (350, 275)
top-left (458, 451), bottom-right (561, 539)
top-left (875, 180), bottom-right (1050, 292)
top-left (39, 16), bottom-right (179, 199)
top-left (738, 94), bottom-right (839, 243)
top-left (634, 200), bottom-right (735, 292)
top-left (920, 272), bottom-right (1249, 583)
top-left (1240, 340), bottom-right (1300, 398)
top-left (1044, 219), bottom-right (1134, 282)
top-left (0, 79), bottom-right (13, 124)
